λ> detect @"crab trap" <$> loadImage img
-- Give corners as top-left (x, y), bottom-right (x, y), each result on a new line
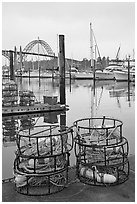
top-left (73, 116), bottom-right (130, 186)
top-left (14, 124), bottom-right (74, 195)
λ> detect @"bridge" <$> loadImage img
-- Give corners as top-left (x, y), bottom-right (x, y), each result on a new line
top-left (2, 38), bottom-right (55, 61)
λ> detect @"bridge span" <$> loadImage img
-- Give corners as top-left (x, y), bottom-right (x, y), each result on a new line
top-left (2, 38), bottom-right (55, 61)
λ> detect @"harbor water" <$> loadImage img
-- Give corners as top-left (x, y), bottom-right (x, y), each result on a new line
top-left (2, 78), bottom-right (135, 180)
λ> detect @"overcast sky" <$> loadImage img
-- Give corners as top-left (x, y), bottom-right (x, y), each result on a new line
top-left (2, 1), bottom-right (135, 60)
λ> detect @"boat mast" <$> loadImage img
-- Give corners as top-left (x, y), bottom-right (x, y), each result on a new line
top-left (90, 22), bottom-right (96, 83)
top-left (90, 22), bottom-right (95, 126)
top-left (90, 22), bottom-right (94, 68)
top-left (38, 37), bottom-right (40, 78)
top-left (116, 45), bottom-right (121, 61)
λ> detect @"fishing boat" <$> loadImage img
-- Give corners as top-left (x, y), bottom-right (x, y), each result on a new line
top-left (95, 66), bottom-right (115, 80)
top-left (113, 66), bottom-right (135, 81)
top-left (95, 64), bottom-right (125, 80)
top-left (95, 45), bottom-right (126, 80)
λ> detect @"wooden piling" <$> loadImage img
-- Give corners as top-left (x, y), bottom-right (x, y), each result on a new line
top-left (60, 112), bottom-right (67, 149)
top-left (38, 37), bottom-right (40, 80)
top-left (60, 112), bottom-right (66, 131)
top-left (127, 58), bottom-right (130, 104)
top-left (59, 35), bottom-right (66, 105)
top-left (9, 50), bottom-right (14, 80)
top-left (19, 46), bottom-right (23, 75)
top-left (14, 46), bottom-right (17, 75)
top-left (128, 57), bottom-right (130, 82)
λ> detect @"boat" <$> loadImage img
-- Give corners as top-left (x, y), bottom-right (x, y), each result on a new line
top-left (66, 67), bottom-right (78, 79)
top-left (54, 67), bottom-right (78, 79)
top-left (95, 66), bottom-right (115, 80)
top-left (20, 70), bottom-right (52, 78)
top-left (95, 45), bottom-right (126, 80)
top-left (74, 71), bottom-right (93, 79)
top-left (113, 66), bottom-right (135, 81)
top-left (40, 71), bottom-right (53, 78)
top-left (95, 64), bottom-right (125, 80)
top-left (16, 70), bottom-right (53, 78)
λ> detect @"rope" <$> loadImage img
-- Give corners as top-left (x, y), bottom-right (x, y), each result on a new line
top-left (2, 177), bottom-right (14, 183)
top-left (2, 166), bottom-right (78, 187)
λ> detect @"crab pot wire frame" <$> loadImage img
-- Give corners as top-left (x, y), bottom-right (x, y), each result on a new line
top-left (14, 124), bottom-right (74, 195)
top-left (13, 155), bottom-right (70, 196)
top-left (73, 116), bottom-right (129, 186)
top-left (16, 125), bottom-right (74, 157)
top-left (74, 116), bottom-right (123, 146)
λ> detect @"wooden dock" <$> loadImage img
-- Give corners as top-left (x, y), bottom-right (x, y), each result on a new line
top-left (2, 103), bottom-right (69, 116)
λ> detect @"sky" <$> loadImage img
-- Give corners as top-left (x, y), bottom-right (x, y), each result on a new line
top-left (2, 1), bottom-right (135, 61)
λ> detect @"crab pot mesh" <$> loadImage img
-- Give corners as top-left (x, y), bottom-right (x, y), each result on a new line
top-left (14, 125), bottom-right (73, 195)
top-left (74, 116), bottom-right (129, 186)
top-left (14, 167), bottom-right (68, 196)
top-left (14, 153), bottom-right (70, 175)
top-left (76, 159), bottom-right (129, 186)
top-left (74, 116), bottom-right (123, 146)
top-left (16, 125), bottom-right (73, 156)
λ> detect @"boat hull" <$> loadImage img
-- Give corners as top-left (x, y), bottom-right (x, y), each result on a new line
top-left (114, 71), bottom-right (135, 81)
top-left (95, 71), bottom-right (115, 80)
top-left (74, 72), bottom-right (93, 79)
top-left (16, 72), bottom-right (53, 78)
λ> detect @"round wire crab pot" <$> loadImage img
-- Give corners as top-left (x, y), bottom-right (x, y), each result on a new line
top-left (14, 154), bottom-right (70, 196)
top-left (14, 124), bottom-right (74, 195)
top-left (74, 116), bottom-right (130, 186)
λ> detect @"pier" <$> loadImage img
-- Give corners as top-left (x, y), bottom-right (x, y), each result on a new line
top-left (2, 155), bottom-right (135, 202)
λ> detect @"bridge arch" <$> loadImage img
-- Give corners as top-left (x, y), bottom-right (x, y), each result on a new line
top-left (2, 39), bottom-right (55, 62)
top-left (23, 39), bottom-right (55, 57)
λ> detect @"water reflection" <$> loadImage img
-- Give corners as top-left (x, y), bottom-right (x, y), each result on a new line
top-left (108, 82), bottom-right (135, 108)
top-left (2, 78), bottom-right (135, 179)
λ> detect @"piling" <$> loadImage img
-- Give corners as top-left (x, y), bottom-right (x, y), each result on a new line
top-left (9, 50), bottom-right (14, 81)
top-left (29, 63), bottom-right (30, 79)
top-left (19, 46), bottom-right (23, 75)
top-left (14, 46), bottom-right (17, 74)
top-left (128, 57), bottom-right (130, 82)
top-left (59, 35), bottom-right (66, 105)
top-left (127, 58), bottom-right (131, 105)
top-left (60, 112), bottom-right (66, 131)
top-left (38, 37), bottom-right (40, 80)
